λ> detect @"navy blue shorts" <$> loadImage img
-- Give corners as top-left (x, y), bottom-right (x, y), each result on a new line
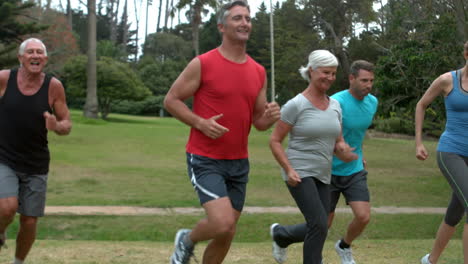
top-left (186, 153), bottom-right (249, 212)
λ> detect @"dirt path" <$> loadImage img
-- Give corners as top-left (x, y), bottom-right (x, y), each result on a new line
top-left (44, 205), bottom-right (446, 216)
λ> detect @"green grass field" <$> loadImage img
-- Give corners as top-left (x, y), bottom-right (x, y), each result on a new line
top-left (0, 111), bottom-right (461, 263)
top-left (0, 240), bottom-right (463, 263)
top-left (46, 111), bottom-right (446, 208)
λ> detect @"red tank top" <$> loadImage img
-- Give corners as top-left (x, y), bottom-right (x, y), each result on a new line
top-left (186, 49), bottom-right (265, 159)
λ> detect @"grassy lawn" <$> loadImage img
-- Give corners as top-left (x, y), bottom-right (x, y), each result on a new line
top-left (5, 111), bottom-right (458, 263)
top-left (0, 213), bottom-right (458, 242)
top-left (0, 240), bottom-right (462, 264)
top-left (46, 111), bottom-right (447, 208)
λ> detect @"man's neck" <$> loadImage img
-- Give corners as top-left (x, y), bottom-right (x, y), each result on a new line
top-left (218, 41), bottom-right (247, 63)
top-left (347, 88), bottom-right (364, 101)
top-left (18, 67), bottom-right (43, 82)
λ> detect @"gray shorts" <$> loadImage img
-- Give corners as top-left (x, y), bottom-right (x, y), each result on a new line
top-left (0, 163), bottom-right (48, 217)
top-left (330, 170), bottom-right (369, 212)
top-left (186, 153), bottom-right (249, 212)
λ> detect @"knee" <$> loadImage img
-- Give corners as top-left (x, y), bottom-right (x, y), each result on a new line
top-left (355, 212), bottom-right (370, 226)
top-left (211, 217), bottom-right (236, 238)
top-left (19, 215), bottom-right (38, 228)
top-left (0, 201), bottom-right (18, 220)
top-left (308, 216), bottom-right (328, 238)
top-left (444, 205), bottom-right (464, 227)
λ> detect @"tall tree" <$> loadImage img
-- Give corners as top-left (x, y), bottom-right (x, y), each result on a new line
top-left (133, 0), bottom-right (142, 60)
top-left (106, 0), bottom-right (120, 42)
top-left (84, 0), bottom-right (99, 118)
top-left (164, 0), bottom-right (170, 29)
top-left (0, 0), bottom-right (47, 68)
top-left (303, 0), bottom-right (376, 84)
top-left (451, 0), bottom-right (468, 44)
top-left (177, 0), bottom-right (217, 55)
top-left (145, 0), bottom-right (151, 37)
top-left (121, 0), bottom-right (129, 47)
top-left (67, 0), bottom-right (73, 29)
top-left (156, 0), bottom-right (163, 31)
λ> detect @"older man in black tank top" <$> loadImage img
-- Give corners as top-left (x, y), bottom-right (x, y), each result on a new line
top-left (0, 38), bottom-right (71, 264)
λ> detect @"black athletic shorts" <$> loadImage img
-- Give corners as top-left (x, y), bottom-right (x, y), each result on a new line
top-left (186, 152), bottom-right (249, 212)
top-left (329, 170), bottom-right (369, 212)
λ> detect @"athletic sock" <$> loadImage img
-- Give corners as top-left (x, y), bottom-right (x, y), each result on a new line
top-left (183, 231), bottom-right (194, 249)
top-left (13, 258), bottom-right (24, 264)
top-left (339, 238), bottom-right (350, 249)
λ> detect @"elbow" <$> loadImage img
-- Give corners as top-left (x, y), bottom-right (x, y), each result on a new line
top-left (163, 95), bottom-right (170, 111)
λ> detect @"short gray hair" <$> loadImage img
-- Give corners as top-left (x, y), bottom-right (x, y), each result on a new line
top-left (299, 50), bottom-right (338, 82)
top-left (18, 38), bottom-right (47, 56)
top-left (217, 0), bottom-right (250, 25)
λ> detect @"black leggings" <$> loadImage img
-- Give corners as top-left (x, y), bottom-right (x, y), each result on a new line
top-left (437, 151), bottom-right (468, 226)
top-left (274, 177), bottom-right (330, 264)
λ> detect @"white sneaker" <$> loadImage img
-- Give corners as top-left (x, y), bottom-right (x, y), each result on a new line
top-left (170, 229), bottom-right (194, 264)
top-left (270, 223), bottom-right (287, 263)
top-left (335, 240), bottom-right (356, 264)
top-left (421, 254), bottom-right (432, 264)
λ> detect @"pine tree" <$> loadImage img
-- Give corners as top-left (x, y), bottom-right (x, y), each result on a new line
top-left (0, 0), bottom-right (47, 68)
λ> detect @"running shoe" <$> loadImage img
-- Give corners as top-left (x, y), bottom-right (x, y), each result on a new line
top-left (335, 240), bottom-right (356, 264)
top-left (270, 223), bottom-right (287, 263)
top-left (421, 254), bottom-right (432, 264)
top-left (170, 229), bottom-right (195, 264)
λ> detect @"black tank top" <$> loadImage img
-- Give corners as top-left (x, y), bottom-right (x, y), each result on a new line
top-left (0, 69), bottom-right (52, 174)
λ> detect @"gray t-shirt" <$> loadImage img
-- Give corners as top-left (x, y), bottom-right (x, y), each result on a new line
top-left (280, 93), bottom-right (342, 184)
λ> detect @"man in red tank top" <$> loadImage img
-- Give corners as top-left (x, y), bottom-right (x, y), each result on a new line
top-left (0, 38), bottom-right (71, 264)
top-left (165, 1), bottom-right (280, 263)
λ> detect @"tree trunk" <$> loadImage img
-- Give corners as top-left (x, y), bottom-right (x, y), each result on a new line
top-left (122, 0), bottom-right (129, 46)
top-left (145, 0), bottom-right (150, 37)
top-left (84, 0), bottom-right (99, 119)
top-left (133, 0), bottom-right (140, 61)
top-left (320, 18), bottom-right (350, 81)
top-left (156, 0), bottom-right (163, 32)
top-left (192, 5), bottom-right (202, 56)
top-left (452, 0), bottom-right (468, 44)
top-left (108, 0), bottom-right (120, 42)
top-left (164, 0), bottom-right (170, 29)
top-left (67, 0), bottom-right (72, 30)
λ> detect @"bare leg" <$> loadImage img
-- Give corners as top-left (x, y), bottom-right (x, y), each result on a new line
top-left (328, 212), bottom-right (335, 229)
top-left (189, 197), bottom-right (241, 264)
top-left (427, 221), bottom-right (456, 264)
top-left (463, 223), bottom-right (468, 264)
top-left (343, 201), bottom-right (370, 245)
top-left (0, 197), bottom-right (18, 251)
top-left (15, 215), bottom-right (38, 261)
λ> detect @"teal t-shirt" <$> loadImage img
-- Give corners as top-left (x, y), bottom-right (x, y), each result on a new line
top-left (331, 90), bottom-right (378, 176)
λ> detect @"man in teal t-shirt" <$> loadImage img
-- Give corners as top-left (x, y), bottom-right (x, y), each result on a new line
top-left (329, 60), bottom-right (378, 264)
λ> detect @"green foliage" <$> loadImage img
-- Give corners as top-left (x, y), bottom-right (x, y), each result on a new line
top-left (62, 55), bottom-right (151, 119)
top-left (142, 32), bottom-right (192, 61)
top-left (137, 57), bottom-right (187, 96)
top-left (71, 10), bottom-right (136, 58)
top-left (111, 95), bottom-right (166, 116)
top-left (374, 112), bottom-right (414, 135)
top-left (199, 14), bottom-right (221, 53)
top-left (0, 0), bottom-right (47, 68)
top-left (373, 13), bottom-right (460, 136)
top-left (97, 40), bottom-right (128, 62)
top-left (248, 0), bottom-right (324, 105)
